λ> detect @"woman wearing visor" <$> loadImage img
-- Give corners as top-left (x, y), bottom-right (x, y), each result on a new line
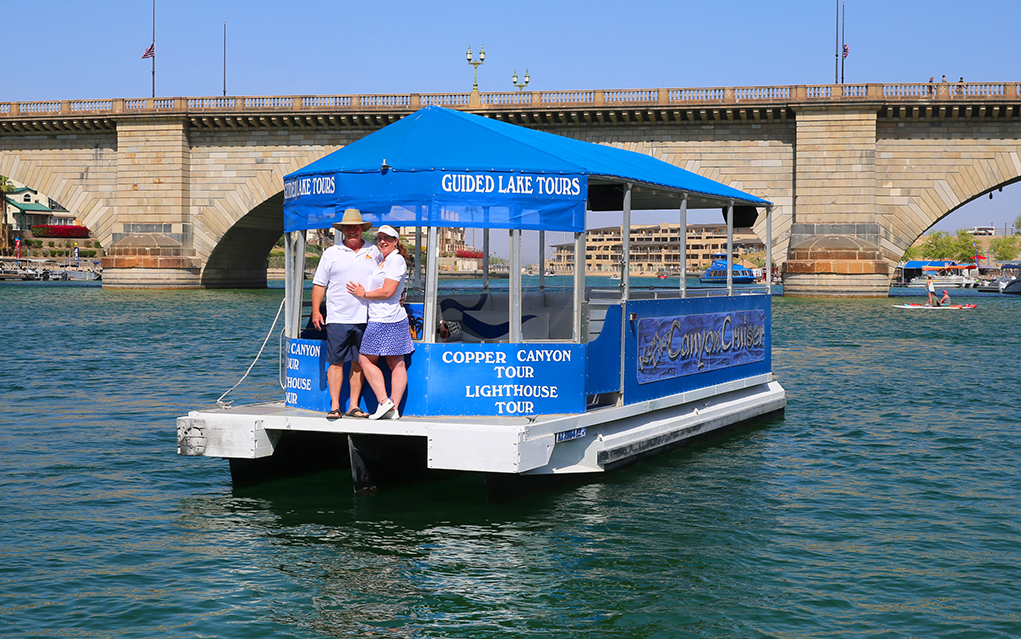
top-left (346, 225), bottom-right (414, 420)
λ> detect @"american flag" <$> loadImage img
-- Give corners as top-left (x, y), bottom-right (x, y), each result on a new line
top-left (141, 43), bottom-right (155, 59)
top-left (842, 44), bottom-right (849, 60)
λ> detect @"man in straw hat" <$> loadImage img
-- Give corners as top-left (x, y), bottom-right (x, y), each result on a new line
top-left (311, 208), bottom-right (382, 418)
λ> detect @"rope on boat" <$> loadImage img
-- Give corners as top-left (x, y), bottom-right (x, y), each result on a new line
top-left (216, 296), bottom-right (287, 409)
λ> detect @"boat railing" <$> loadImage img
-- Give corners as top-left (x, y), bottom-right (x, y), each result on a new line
top-left (588, 285), bottom-right (771, 301)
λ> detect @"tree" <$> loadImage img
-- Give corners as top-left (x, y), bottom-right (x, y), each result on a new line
top-left (901, 245), bottom-right (922, 262)
top-left (989, 236), bottom-right (1020, 261)
top-left (1014, 213), bottom-right (1021, 235)
top-left (952, 229), bottom-right (981, 263)
top-left (921, 231), bottom-right (956, 260)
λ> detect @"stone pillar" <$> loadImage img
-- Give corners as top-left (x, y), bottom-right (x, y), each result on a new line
top-left (102, 118), bottom-right (201, 288)
top-left (783, 108), bottom-right (890, 296)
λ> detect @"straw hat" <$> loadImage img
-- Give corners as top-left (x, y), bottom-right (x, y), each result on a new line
top-left (331, 208), bottom-right (372, 231)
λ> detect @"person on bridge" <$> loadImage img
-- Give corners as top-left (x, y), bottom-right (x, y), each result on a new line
top-left (311, 208), bottom-right (381, 419)
top-left (347, 225), bottom-right (415, 421)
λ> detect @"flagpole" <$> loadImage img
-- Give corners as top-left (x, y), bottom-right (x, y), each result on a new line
top-left (223, 21), bottom-right (227, 97)
top-left (151, 0), bottom-right (155, 98)
top-left (834, 0), bottom-right (839, 84)
top-left (840, 1), bottom-right (846, 84)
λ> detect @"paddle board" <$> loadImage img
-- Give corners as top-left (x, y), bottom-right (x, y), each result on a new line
top-left (892, 304), bottom-right (977, 309)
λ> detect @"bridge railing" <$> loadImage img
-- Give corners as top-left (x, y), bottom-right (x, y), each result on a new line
top-left (2, 82), bottom-right (1018, 118)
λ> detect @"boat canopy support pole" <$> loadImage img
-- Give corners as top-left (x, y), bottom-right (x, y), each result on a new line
top-left (284, 230), bottom-right (306, 339)
top-left (482, 229), bottom-right (490, 292)
top-left (423, 226), bottom-right (439, 343)
top-left (538, 230), bottom-right (545, 290)
top-left (414, 226), bottom-right (423, 294)
top-left (573, 229), bottom-right (586, 342)
top-left (680, 193), bottom-right (688, 299)
top-left (509, 229), bottom-right (522, 342)
top-left (619, 184), bottom-right (632, 404)
top-left (726, 202), bottom-right (734, 295)
top-left (765, 205), bottom-right (773, 296)
top-left (621, 183), bottom-right (632, 300)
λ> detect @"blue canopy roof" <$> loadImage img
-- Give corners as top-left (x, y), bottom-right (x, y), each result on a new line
top-left (283, 106), bottom-right (769, 233)
top-left (902, 260), bottom-right (956, 269)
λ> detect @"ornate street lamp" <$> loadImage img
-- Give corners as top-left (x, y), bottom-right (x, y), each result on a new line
top-left (512, 68), bottom-right (530, 91)
top-left (466, 44), bottom-right (485, 92)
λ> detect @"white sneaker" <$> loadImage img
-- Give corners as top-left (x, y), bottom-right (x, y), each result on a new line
top-left (369, 399), bottom-right (395, 420)
top-left (388, 407), bottom-right (401, 420)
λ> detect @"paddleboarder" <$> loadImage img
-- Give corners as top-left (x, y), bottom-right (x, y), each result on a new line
top-left (939, 290), bottom-right (951, 306)
top-left (925, 276), bottom-right (939, 306)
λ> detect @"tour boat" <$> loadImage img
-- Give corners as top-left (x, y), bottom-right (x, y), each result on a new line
top-left (177, 107), bottom-right (786, 500)
top-left (699, 254), bottom-right (757, 284)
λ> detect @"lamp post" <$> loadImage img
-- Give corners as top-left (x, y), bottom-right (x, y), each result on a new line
top-left (466, 44), bottom-right (485, 91)
top-left (512, 68), bottom-right (530, 91)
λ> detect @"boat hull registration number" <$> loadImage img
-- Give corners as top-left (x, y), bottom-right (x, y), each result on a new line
top-left (556, 427), bottom-right (587, 443)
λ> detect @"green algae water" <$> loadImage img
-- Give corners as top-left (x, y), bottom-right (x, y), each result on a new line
top-left (2, 282), bottom-right (1019, 638)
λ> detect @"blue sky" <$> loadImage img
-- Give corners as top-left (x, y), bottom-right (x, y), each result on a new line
top-left (3, 0), bottom-right (1020, 234)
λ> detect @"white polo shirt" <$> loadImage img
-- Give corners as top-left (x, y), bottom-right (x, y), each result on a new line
top-left (312, 240), bottom-right (382, 323)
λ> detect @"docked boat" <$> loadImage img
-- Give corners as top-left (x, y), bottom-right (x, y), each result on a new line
top-left (998, 263), bottom-right (1021, 294)
top-left (903, 262), bottom-right (979, 288)
top-left (0, 259), bottom-right (24, 281)
top-left (177, 106), bottom-right (786, 500)
top-left (699, 254), bottom-right (757, 284)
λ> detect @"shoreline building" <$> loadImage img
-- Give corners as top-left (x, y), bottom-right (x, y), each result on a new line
top-left (546, 223), bottom-right (765, 275)
top-left (397, 226), bottom-right (467, 256)
top-left (3, 185), bottom-right (76, 231)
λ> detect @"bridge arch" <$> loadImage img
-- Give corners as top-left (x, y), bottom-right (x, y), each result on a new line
top-left (187, 142), bottom-right (336, 288)
top-left (0, 134), bottom-right (117, 242)
top-left (878, 129), bottom-right (1021, 259)
top-left (200, 192), bottom-right (284, 288)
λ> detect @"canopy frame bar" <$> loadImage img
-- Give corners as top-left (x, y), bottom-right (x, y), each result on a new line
top-left (726, 202), bottom-right (734, 295)
top-left (679, 193), bottom-right (688, 298)
top-left (423, 226), bottom-right (440, 343)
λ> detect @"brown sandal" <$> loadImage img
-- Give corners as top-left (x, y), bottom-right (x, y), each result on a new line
top-left (345, 408), bottom-right (369, 418)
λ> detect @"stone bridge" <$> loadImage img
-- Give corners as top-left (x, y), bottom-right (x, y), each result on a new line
top-left (2, 81), bottom-right (1019, 295)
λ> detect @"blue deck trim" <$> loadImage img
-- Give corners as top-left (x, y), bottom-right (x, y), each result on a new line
top-left (585, 304), bottom-right (623, 395)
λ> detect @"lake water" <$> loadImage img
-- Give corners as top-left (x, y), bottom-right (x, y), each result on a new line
top-left (2, 281), bottom-right (1019, 638)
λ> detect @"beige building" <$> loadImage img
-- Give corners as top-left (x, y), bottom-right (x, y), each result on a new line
top-left (547, 223), bottom-right (764, 275)
top-left (397, 226), bottom-right (466, 256)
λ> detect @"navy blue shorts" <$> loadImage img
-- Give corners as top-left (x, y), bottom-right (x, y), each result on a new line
top-left (324, 323), bottom-right (366, 366)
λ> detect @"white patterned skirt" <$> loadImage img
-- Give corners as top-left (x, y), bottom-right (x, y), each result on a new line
top-left (360, 317), bottom-right (415, 357)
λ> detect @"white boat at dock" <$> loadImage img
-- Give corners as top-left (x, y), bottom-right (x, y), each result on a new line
top-left (907, 275), bottom-right (978, 289)
top-left (896, 260), bottom-right (979, 288)
top-left (177, 107), bottom-right (786, 500)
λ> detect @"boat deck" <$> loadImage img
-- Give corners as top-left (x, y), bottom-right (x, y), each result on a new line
top-left (178, 374), bottom-right (785, 476)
